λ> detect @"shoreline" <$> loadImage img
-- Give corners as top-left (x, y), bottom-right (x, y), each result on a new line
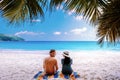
top-left (0, 49), bottom-right (120, 52)
top-left (0, 50), bottom-right (120, 80)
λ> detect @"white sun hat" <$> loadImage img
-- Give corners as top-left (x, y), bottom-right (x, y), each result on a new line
top-left (63, 51), bottom-right (70, 57)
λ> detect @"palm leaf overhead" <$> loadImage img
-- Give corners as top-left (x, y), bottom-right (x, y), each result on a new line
top-left (0, 0), bottom-right (47, 23)
top-left (50, 0), bottom-right (107, 24)
top-left (50, 0), bottom-right (120, 45)
top-left (0, 0), bottom-right (108, 24)
top-left (0, 0), bottom-right (120, 45)
top-left (97, 0), bottom-right (120, 45)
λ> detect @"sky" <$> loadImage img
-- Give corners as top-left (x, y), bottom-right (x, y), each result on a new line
top-left (0, 8), bottom-right (97, 41)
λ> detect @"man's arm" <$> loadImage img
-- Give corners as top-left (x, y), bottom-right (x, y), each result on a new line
top-left (43, 59), bottom-right (46, 70)
top-left (55, 59), bottom-right (58, 71)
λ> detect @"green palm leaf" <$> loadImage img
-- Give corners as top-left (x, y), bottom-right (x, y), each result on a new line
top-left (1, 0), bottom-right (120, 45)
top-left (0, 0), bottom-right (47, 23)
top-left (97, 0), bottom-right (120, 45)
top-left (50, 0), bottom-right (107, 24)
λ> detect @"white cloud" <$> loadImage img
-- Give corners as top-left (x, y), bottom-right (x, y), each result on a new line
top-left (56, 5), bottom-right (63, 10)
top-left (74, 15), bottom-right (83, 21)
top-left (40, 32), bottom-right (45, 35)
top-left (71, 27), bottom-right (87, 35)
top-left (64, 32), bottom-right (68, 35)
top-left (15, 31), bottom-right (44, 36)
top-left (53, 32), bottom-right (61, 35)
top-left (68, 9), bottom-right (75, 15)
top-left (79, 28), bottom-right (97, 41)
top-left (32, 19), bottom-right (41, 22)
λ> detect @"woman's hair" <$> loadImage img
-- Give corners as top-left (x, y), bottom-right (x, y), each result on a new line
top-left (64, 56), bottom-right (71, 65)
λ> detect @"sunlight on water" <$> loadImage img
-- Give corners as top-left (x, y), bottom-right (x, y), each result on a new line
top-left (0, 41), bottom-right (119, 51)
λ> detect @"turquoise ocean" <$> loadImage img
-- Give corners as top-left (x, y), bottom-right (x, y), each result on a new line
top-left (0, 41), bottom-right (120, 51)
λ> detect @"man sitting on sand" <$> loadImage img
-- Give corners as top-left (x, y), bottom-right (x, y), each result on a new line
top-left (43, 49), bottom-right (58, 75)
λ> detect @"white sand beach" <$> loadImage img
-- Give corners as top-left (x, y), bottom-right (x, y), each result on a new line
top-left (0, 50), bottom-right (120, 80)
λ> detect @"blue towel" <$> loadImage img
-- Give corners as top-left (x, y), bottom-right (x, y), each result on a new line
top-left (34, 71), bottom-right (80, 80)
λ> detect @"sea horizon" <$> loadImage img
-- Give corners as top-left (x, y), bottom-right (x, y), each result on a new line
top-left (0, 41), bottom-right (120, 51)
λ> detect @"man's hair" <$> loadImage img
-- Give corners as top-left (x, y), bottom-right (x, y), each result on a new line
top-left (49, 49), bottom-right (55, 53)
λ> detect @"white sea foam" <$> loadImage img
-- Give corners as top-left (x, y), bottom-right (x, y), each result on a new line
top-left (0, 50), bottom-right (120, 80)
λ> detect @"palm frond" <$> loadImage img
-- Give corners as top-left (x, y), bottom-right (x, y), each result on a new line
top-left (0, 0), bottom-right (47, 23)
top-left (49, 0), bottom-right (64, 11)
top-left (50, 0), bottom-right (108, 24)
top-left (97, 0), bottom-right (120, 45)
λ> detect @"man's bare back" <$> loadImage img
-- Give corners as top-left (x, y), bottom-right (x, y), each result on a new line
top-left (43, 49), bottom-right (58, 75)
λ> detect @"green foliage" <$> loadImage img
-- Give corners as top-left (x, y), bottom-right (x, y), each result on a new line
top-left (97, 0), bottom-right (120, 45)
top-left (0, 0), bottom-right (120, 45)
top-left (0, 34), bottom-right (24, 41)
top-left (50, 0), bottom-right (108, 24)
top-left (0, 0), bottom-right (47, 23)
top-left (49, 0), bottom-right (120, 45)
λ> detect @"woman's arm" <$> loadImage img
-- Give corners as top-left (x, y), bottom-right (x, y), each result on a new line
top-left (61, 59), bottom-right (64, 64)
top-left (70, 59), bottom-right (73, 64)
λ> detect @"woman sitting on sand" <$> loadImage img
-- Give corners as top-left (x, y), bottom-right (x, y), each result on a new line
top-left (61, 51), bottom-right (73, 75)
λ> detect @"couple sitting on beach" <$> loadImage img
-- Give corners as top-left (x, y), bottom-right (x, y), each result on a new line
top-left (43, 49), bottom-right (73, 76)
